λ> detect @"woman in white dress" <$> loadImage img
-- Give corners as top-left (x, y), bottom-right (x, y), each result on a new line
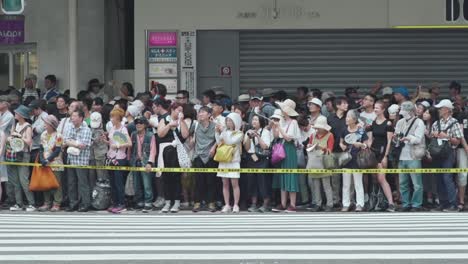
top-left (215, 112), bottom-right (244, 213)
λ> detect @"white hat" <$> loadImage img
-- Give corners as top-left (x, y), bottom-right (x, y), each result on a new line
top-left (127, 105), bottom-right (141, 117)
top-left (435, 99), bottom-right (454, 109)
top-left (418, 101), bottom-right (431, 109)
top-left (388, 104), bottom-right (400, 115)
top-left (399, 101), bottom-right (416, 116)
top-left (271, 109), bottom-right (283, 120)
top-left (312, 115), bottom-right (331, 131)
top-left (237, 94), bottom-right (250, 102)
top-left (250, 95), bottom-right (263, 101)
top-left (276, 99), bottom-right (299, 117)
top-left (382, 86), bottom-right (393, 96)
top-left (90, 112), bottom-right (102, 129)
top-left (130, 100), bottom-right (145, 112)
top-left (308, 98), bottom-right (323, 108)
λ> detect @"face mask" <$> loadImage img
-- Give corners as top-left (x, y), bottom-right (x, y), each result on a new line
top-left (401, 111), bottom-right (411, 120)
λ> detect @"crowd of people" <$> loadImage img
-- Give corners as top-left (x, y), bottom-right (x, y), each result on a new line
top-left (0, 74), bottom-right (467, 214)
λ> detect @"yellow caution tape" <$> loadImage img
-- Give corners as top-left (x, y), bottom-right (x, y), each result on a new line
top-left (0, 161), bottom-right (467, 174)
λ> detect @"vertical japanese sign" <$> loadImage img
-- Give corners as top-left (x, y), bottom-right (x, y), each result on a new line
top-left (180, 31), bottom-right (197, 99)
top-left (146, 31), bottom-right (178, 95)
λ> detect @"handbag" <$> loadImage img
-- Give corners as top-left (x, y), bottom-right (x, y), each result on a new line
top-left (336, 151), bottom-right (352, 167)
top-left (29, 156), bottom-right (60, 191)
top-left (173, 131), bottom-right (191, 168)
top-left (296, 146), bottom-right (306, 168)
top-left (214, 144), bottom-right (236, 163)
top-left (323, 149), bottom-right (337, 169)
top-left (271, 140), bottom-right (286, 165)
top-left (271, 122), bottom-right (291, 165)
top-left (428, 121), bottom-right (456, 158)
top-left (357, 148), bottom-right (378, 169)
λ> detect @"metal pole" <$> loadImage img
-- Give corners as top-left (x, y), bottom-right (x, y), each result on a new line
top-left (69, 0), bottom-right (78, 98)
top-left (8, 52), bottom-right (14, 86)
top-left (24, 52), bottom-right (29, 78)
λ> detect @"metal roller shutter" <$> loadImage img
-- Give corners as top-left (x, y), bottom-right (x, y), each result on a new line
top-left (239, 29), bottom-right (468, 97)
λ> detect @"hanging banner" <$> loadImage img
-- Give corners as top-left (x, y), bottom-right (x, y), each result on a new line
top-left (0, 15), bottom-right (24, 44)
top-left (180, 31), bottom-right (197, 99)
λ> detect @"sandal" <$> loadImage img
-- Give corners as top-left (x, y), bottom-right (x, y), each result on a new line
top-left (458, 204), bottom-right (465, 212)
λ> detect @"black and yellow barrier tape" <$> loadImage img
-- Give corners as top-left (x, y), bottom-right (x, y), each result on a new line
top-left (0, 162), bottom-right (466, 174)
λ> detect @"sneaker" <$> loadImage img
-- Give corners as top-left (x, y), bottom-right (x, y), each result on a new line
top-left (38, 204), bottom-right (50, 212)
top-left (410, 207), bottom-right (424, 212)
top-left (112, 206), bottom-right (126, 214)
top-left (208, 203), bottom-right (217, 213)
top-left (258, 206), bottom-right (271, 213)
top-left (386, 204), bottom-right (396, 212)
top-left (50, 205), bottom-right (60, 212)
top-left (134, 204), bottom-right (144, 210)
top-left (341, 207), bottom-right (349, 212)
top-left (355, 205), bottom-right (363, 212)
top-left (170, 201), bottom-right (180, 213)
top-left (285, 206), bottom-right (297, 213)
top-left (308, 205), bottom-right (321, 212)
top-left (160, 202), bottom-right (171, 213)
top-left (142, 205), bottom-right (152, 213)
top-left (247, 204), bottom-right (258, 212)
top-left (272, 205), bottom-right (286, 213)
top-left (153, 197), bottom-right (165, 208)
top-left (221, 205), bottom-right (231, 213)
top-left (25, 205), bottom-right (36, 212)
top-left (443, 206), bottom-right (458, 212)
top-left (192, 202), bottom-right (201, 212)
top-left (233, 205), bottom-right (240, 213)
top-left (9, 204), bottom-right (22, 211)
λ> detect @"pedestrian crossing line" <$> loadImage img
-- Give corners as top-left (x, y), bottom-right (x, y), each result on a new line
top-left (2, 253), bottom-right (468, 261)
top-left (1, 213), bottom-right (468, 262)
top-left (0, 231), bottom-right (468, 237)
top-left (0, 237), bottom-right (468, 244)
top-left (1, 244), bottom-right (468, 251)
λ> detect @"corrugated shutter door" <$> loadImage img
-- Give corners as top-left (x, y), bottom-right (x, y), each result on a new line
top-left (239, 29), bottom-right (468, 97)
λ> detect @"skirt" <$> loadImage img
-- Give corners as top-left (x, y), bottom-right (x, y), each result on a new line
top-left (273, 141), bottom-right (299, 192)
top-left (217, 161), bottom-right (240, 179)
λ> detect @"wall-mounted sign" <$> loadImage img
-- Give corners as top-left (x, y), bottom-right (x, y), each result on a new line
top-left (148, 32), bottom-right (177, 47)
top-left (0, 15), bottom-right (24, 44)
top-left (148, 47), bottom-right (177, 63)
top-left (149, 63), bottom-right (177, 78)
top-left (180, 31), bottom-right (197, 98)
top-left (220, 66), bottom-right (232, 77)
top-left (146, 30), bottom-right (179, 94)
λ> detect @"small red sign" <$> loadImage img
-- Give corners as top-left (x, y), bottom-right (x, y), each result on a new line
top-left (220, 66), bottom-right (231, 77)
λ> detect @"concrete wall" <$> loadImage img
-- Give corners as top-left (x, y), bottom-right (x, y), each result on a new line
top-left (22, 0), bottom-right (105, 93)
top-left (134, 0), bottom-right (466, 95)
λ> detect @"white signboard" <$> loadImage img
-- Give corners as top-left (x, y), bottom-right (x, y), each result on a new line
top-left (149, 63), bottom-right (178, 78)
top-left (180, 31), bottom-right (197, 98)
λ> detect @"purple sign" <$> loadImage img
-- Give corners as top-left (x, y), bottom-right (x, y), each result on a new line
top-left (148, 32), bottom-right (177, 47)
top-left (0, 16), bottom-right (24, 44)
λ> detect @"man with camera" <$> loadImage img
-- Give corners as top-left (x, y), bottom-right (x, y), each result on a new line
top-left (394, 102), bottom-right (425, 212)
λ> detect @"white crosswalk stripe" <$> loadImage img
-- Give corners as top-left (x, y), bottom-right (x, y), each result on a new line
top-left (0, 212), bottom-right (468, 263)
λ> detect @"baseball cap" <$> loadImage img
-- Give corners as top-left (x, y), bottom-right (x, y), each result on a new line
top-left (434, 99), bottom-right (454, 109)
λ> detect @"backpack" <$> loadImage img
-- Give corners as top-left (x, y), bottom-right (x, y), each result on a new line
top-left (91, 180), bottom-right (111, 210)
top-left (428, 120), bottom-right (457, 158)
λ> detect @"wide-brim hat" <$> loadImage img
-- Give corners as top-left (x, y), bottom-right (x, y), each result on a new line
top-left (237, 94), bottom-right (250, 102)
top-left (41, 114), bottom-right (59, 130)
top-left (14, 105), bottom-right (31, 119)
top-left (312, 116), bottom-right (331, 131)
top-left (276, 99), bottom-right (298, 117)
top-left (271, 109), bottom-right (284, 120)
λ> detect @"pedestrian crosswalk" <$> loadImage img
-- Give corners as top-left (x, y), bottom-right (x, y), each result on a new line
top-left (0, 212), bottom-right (468, 263)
